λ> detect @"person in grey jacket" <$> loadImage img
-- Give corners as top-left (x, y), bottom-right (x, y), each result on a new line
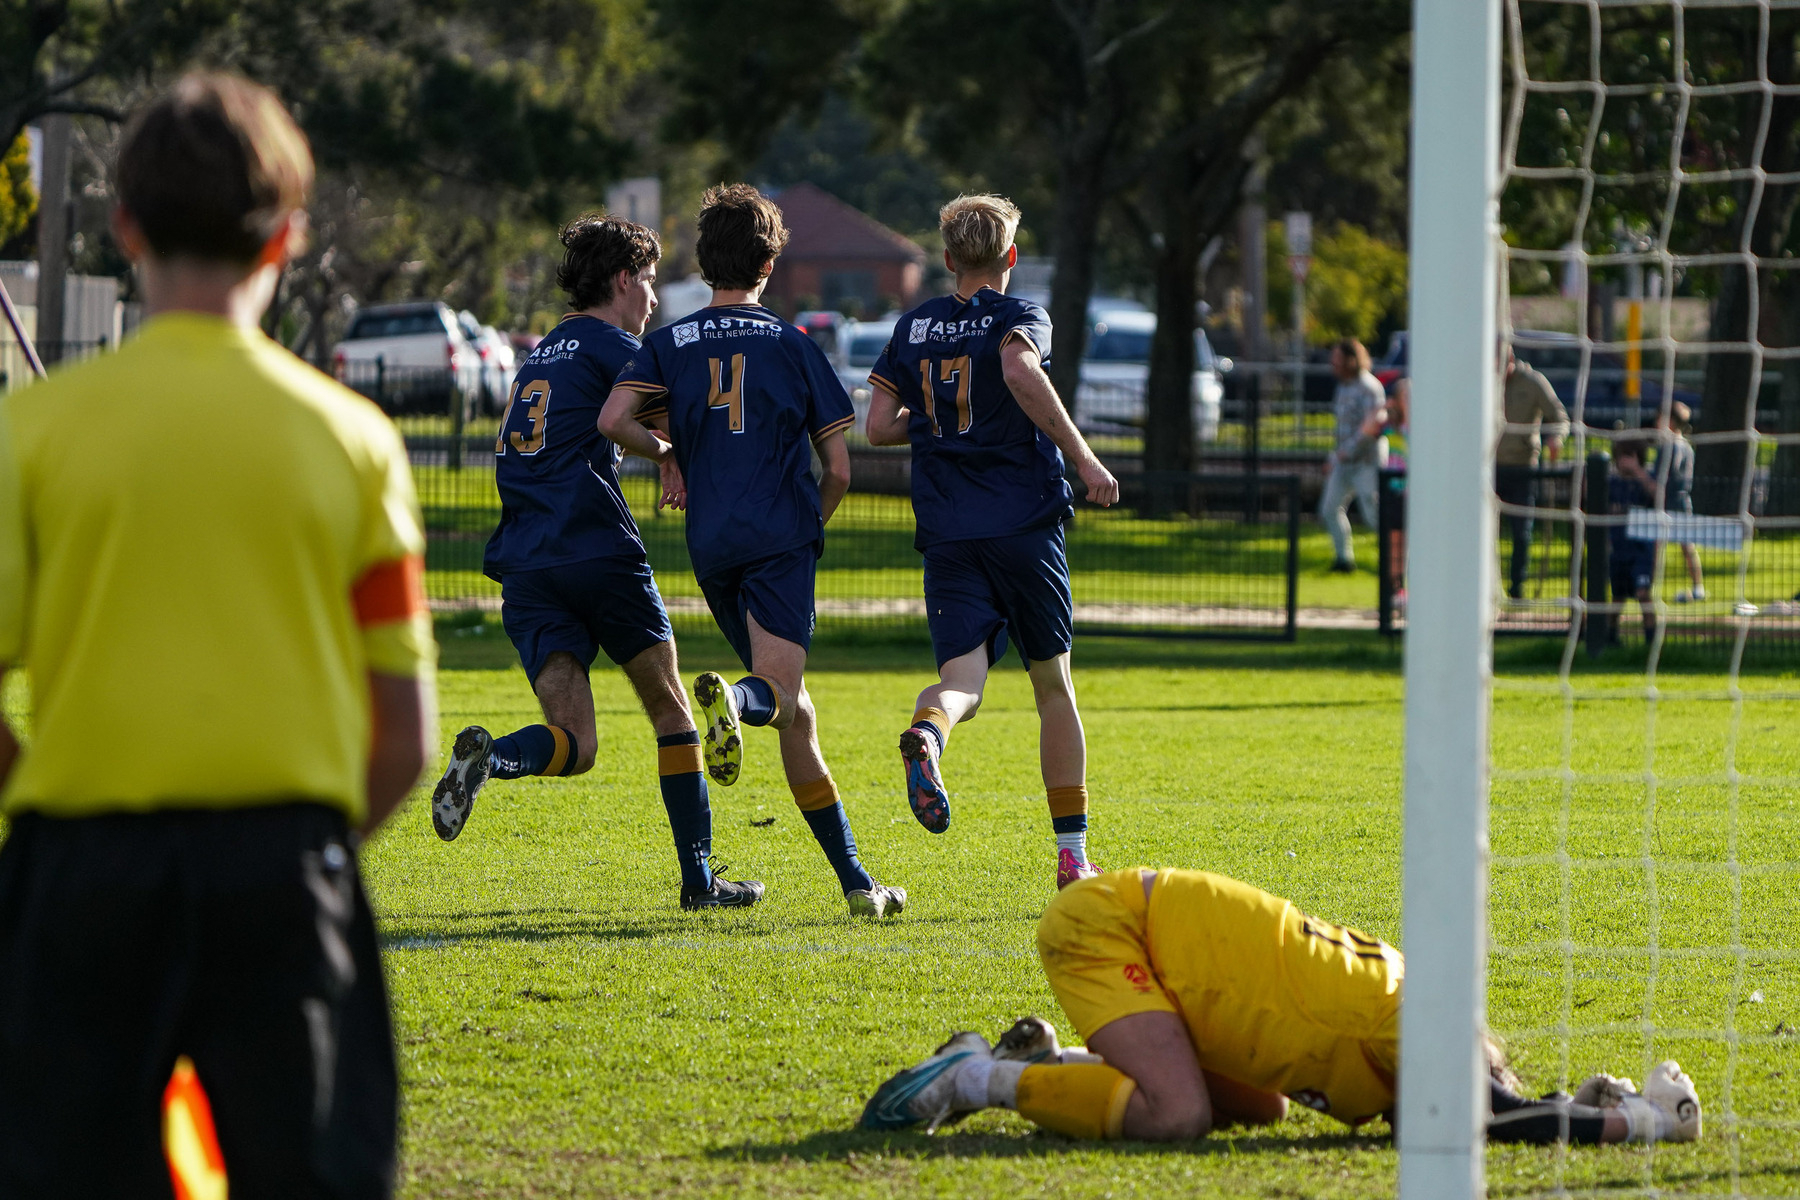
top-left (1319, 338), bottom-right (1387, 572)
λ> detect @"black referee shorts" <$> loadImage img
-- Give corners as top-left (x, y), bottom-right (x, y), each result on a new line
top-left (0, 803), bottom-right (397, 1199)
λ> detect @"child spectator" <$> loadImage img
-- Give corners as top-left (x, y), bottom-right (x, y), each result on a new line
top-left (1609, 436), bottom-right (1661, 642)
top-left (1654, 402), bottom-right (1706, 602)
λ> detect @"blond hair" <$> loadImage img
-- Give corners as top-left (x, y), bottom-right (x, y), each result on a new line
top-left (939, 193), bottom-right (1021, 273)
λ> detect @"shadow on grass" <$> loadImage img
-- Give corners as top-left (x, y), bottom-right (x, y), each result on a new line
top-left (379, 908), bottom-right (997, 951)
top-left (708, 1125), bottom-right (1393, 1164)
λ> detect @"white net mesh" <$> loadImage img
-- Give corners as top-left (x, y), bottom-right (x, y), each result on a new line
top-left (1491, 2), bottom-right (1800, 1194)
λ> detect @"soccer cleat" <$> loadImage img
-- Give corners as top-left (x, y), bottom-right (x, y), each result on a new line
top-left (899, 727), bottom-right (950, 833)
top-left (1057, 848), bottom-right (1102, 890)
top-left (994, 1016), bottom-right (1062, 1063)
top-left (861, 1032), bottom-right (992, 1133)
top-left (1636, 1060), bottom-right (1702, 1143)
top-left (431, 726), bottom-right (493, 841)
top-left (847, 881), bottom-right (907, 919)
top-left (679, 873), bottom-right (765, 910)
top-left (693, 672), bottom-right (742, 787)
top-left (1572, 1072), bottom-right (1636, 1109)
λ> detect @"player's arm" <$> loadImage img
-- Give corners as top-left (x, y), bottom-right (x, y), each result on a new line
top-left (865, 378), bottom-right (911, 446)
top-left (353, 553), bottom-right (437, 836)
top-left (0, 417), bottom-right (25, 793)
top-left (1000, 339), bottom-right (1120, 507)
top-left (598, 385), bottom-right (673, 464)
top-left (815, 427), bottom-right (852, 524)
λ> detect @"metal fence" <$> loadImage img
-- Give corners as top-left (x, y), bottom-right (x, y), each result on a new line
top-left (1377, 463), bottom-right (1800, 660)
top-left (411, 440), bottom-right (1301, 642)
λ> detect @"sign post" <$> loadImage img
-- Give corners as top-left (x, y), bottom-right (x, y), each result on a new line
top-left (1285, 211), bottom-right (1313, 441)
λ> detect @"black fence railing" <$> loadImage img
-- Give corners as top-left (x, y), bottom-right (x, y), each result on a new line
top-left (1377, 462), bottom-right (1800, 659)
top-left (409, 439), bottom-right (1301, 642)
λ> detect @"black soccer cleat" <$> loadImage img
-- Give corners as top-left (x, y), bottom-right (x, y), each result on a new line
top-left (680, 869), bottom-right (765, 910)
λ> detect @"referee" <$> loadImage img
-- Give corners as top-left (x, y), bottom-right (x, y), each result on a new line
top-left (0, 76), bottom-right (435, 1197)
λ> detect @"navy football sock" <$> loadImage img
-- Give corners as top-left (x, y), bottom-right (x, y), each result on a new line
top-left (731, 675), bottom-right (778, 726)
top-left (794, 776), bottom-right (873, 894)
top-left (490, 724), bottom-right (577, 779)
top-left (657, 731), bottom-right (714, 892)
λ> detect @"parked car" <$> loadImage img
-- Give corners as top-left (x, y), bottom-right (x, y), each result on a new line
top-left (332, 301), bottom-right (481, 416)
top-left (839, 319), bottom-right (891, 435)
top-left (1073, 307), bottom-right (1224, 444)
top-left (795, 310), bottom-right (850, 360)
top-left (1511, 329), bottom-right (1701, 427)
top-left (473, 322), bottom-right (518, 415)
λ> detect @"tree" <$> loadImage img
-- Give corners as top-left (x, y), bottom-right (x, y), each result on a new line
top-left (1126, 0), bottom-right (1407, 474)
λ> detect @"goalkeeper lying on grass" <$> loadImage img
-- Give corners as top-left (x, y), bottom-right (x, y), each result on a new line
top-left (863, 868), bottom-right (1700, 1146)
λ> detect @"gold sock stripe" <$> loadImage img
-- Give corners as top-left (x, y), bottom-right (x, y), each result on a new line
top-left (791, 774), bottom-right (839, 812)
top-left (1046, 784), bottom-right (1089, 819)
top-left (544, 726), bottom-right (572, 777)
top-left (748, 674), bottom-right (785, 725)
top-left (911, 705), bottom-right (951, 734)
top-left (1104, 1074), bottom-right (1137, 1139)
top-left (658, 743), bottom-right (704, 775)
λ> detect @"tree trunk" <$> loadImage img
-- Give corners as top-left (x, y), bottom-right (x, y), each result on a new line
top-left (1144, 223), bottom-right (1200, 477)
top-left (1046, 159), bottom-right (1106, 414)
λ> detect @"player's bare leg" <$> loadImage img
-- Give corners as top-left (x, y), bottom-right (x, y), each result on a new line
top-left (900, 646), bottom-right (987, 834)
top-left (747, 612), bottom-right (904, 917)
top-left (533, 652), bottom-right (599, 773)
top-left (1029, 653), bottom-right (1097, 887)
top-left (623, 640), bottom-right (762, 909)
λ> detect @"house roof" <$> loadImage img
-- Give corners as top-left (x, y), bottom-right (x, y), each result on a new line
top-left (773, 183), bottom-right (926, 264)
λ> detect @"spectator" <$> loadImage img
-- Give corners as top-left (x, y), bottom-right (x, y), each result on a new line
top-left (1496, 346), bottom-right (1570, 599)
top-left (1320, 337), bottom-right (1387, 573)
top-left (1367, 376), bottom-right (1410, 607)
top-left (0, 75), bottom-right (433, 1197)
top-left (1609, 436), bottom-right (1660, 644)
top-left (1655, 402), bottom-right (1706, 603)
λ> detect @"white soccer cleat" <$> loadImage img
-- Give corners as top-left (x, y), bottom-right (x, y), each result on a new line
top-left (847, 882), bottom-right (907, 919)
top-left (860, 1032), bottom-right (992, 1133)
top-left (994, 1016), bottom-right (1062, 1063)
top-left (1572, 1072), bottom-right (1636, 1109)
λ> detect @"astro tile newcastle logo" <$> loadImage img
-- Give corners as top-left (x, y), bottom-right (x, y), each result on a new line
top-left (673, 322), bottom-right (699, 348)
top-left (909, 317), bottom-right (931, 345)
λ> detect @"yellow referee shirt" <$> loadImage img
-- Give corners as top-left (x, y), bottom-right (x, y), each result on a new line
top-left (0, 313), bottom-right (435, 824)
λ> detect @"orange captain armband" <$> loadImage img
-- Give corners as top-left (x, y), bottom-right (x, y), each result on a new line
top-left (352, 555), bottom-right (426, 627)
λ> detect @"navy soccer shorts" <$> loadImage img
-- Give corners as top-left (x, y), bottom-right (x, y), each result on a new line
top-left (697, 545), bottom-right (819, 672)
top-left (500, 554), bottom-right (673, 684)
top-left (1611, 537), bottom-right (1658, 598)
top-left (922, 524), bottom-right (1073, 669)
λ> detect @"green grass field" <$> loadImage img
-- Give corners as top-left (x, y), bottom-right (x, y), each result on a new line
top-left (358, 625), bottom-right (1800, 1198)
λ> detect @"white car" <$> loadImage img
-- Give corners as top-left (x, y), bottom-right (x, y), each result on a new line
top-left (1073, 307), bottom-right (1224, 444)
top-left (839, 320), bottom-right (890, 434)
top-left (332, 301), bottom-right (481, 416)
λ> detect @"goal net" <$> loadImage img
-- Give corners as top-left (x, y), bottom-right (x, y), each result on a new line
top-left (1405, 2), bottom-right (1800, 1197)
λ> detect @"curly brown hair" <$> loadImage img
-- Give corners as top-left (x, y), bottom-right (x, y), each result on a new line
top-left (557, 214), bottom-right (661, 310)
top-left (695, 184), bottom-right (789, 291)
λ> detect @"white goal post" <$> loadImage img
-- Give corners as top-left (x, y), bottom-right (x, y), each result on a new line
top-left (1399, 0), bottom-right (1502, 1197)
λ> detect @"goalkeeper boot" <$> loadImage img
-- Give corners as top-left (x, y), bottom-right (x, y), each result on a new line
top-left (899, 727), bottom-right (950, 833)
top-left (847, 881), bottom-right (907, 919)
top-left (994, 1016), bottom-right (1061, 1063)
top-left (1057, 848), bottom-right (1103, 890)
top-left (679, 863), bottom-right (765, 911)
top-left (431, 725), bottom-right (493, 841)
top-left (1620, 1060), bottom-right (1701, 1143)
top-left (861, 1032), bottom-right (992, 1133)
top-left (692, 672), bottom-right (743, 787)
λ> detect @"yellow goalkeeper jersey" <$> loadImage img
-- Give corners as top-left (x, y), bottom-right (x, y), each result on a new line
top-left (0, 312), bottom-right (435, 824)
top-left (1037, 867), bottom-right (1403, 1123)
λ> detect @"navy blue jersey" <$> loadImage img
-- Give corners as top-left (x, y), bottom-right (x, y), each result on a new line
top-left (869, 287), bottom-right (1073, 550)
top-left (613, 304), bottom-right (854, 578)
top-left (483, 315), bottom-right (646, 580)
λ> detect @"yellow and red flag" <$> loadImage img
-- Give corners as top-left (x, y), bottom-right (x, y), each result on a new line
top-left (162, 1055), bottom-right (228, 1200)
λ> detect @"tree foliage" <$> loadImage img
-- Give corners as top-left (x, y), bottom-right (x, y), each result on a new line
top-left (0, 132), bottom-right (35, 247)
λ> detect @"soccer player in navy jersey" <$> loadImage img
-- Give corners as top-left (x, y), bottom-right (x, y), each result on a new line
top-left (430, 214), bottom-right (763, 911)
top-left (865, 194), bottom-right (1121, 890)
top-left (599, 184), bottom-right (907, 919)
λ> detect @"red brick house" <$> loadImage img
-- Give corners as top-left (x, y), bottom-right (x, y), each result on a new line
top-left (764, 183), bottom-right (926, 318)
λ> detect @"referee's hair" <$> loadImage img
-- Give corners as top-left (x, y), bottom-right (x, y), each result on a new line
top-left (558, 214), bottom-right (662, 311)
top-left (116, 73), bottom-right (313, 266)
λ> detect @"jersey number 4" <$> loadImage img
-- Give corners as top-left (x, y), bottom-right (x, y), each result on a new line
top-left (496, 380), bottom-right (549, 455)
top-left (918, 355), bottom-right (972, 436)
top-left (709, 355), bottom-right (745, 432)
